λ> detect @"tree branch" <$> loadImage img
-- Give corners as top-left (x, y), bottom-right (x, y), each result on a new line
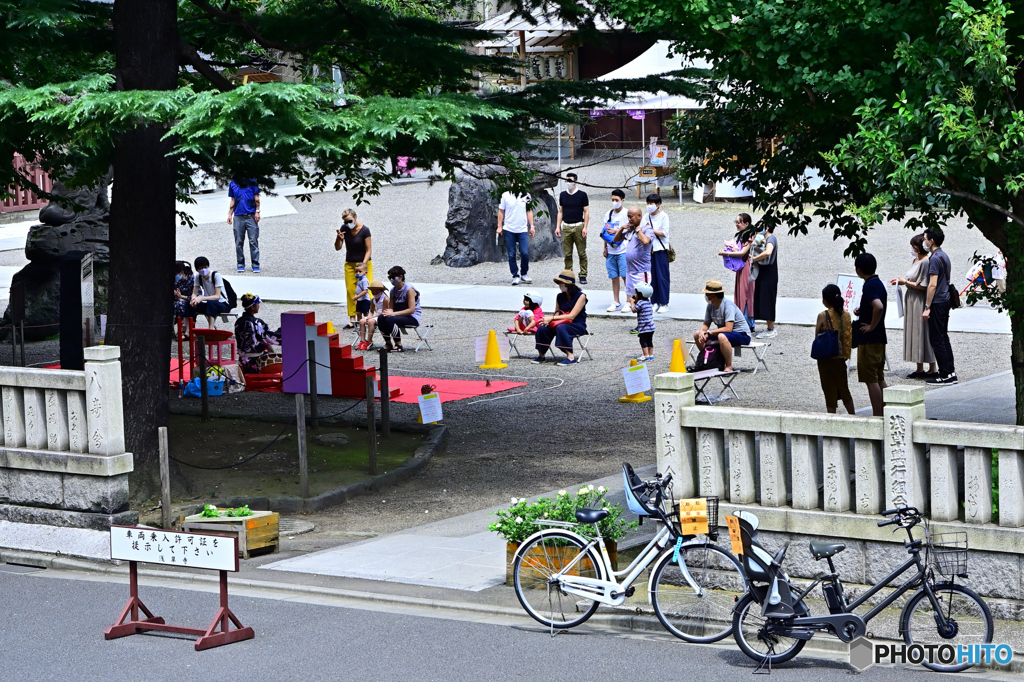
top-left (179, 42), bottom-right (236, 92)
top-left (930, 186), bottom-right (1024, 228)
top-left (188, 0), bottom-right (362, 53)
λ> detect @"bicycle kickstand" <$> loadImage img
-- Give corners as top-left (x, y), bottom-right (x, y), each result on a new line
top-left (753, 644), bottom-right (774, 675)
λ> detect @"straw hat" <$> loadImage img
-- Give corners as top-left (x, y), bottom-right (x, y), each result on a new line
top-left (553, 270), bottom-right (577, 286)
top-left (702, 280), bottom-right (725, 295)
top-left (368, 280), bottom-right (386, 292)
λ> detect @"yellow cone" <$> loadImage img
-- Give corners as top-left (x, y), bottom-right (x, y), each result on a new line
top-left (479, 330), bottom-right (508, 369)
top-left (619, 358), bottom-right (652, 403)
top-left (670, 339), bottom-right (688, 373)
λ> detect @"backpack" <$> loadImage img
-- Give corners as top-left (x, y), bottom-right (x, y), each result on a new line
top-left (213, 272), bottom-right (238, 310)
top-left (695, 343), bottom-right (725, 372)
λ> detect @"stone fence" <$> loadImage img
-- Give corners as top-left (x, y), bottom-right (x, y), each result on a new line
top-left (654, 372), bottom-right (1024, 608)
top-left (0, 346), bottom-right (135, 560)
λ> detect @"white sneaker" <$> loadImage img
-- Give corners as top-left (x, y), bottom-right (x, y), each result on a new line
top-left (657, 305), bottom-right (669, 313)
top-left (606, 303), bottom-right (622, 312)
top-left (757, 329), bottom-right (778, 339)
top-left (520, 274), bottom-right (532, 283)
top-left (621, 307), bottom-right (633, 314)
top-left (512, 276), bottom-right (521, 285)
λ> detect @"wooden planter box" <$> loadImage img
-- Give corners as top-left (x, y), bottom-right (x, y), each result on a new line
top-left (506, 540), bottom-right (616, 586)
top-left (182, 510), bottom-right (280, 560)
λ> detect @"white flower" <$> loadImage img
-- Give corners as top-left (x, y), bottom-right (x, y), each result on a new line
top-left (510, 497), bottom-right (518, 504)
top-left (558, 490), bottom-right (567, 496)
top-left (598, 485), bottom-right (607, 493)
top-left (578, 487), bottom-right (588, 495)
top-left (515, 516), bottom-right (524, 523)
top-left (587, 484), bottom-right (595, 491)
top-left (543, 512), bottom-right (548, 517)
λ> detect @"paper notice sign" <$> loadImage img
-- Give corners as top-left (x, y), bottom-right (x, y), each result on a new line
top-left (836, 274), bottom-right (864, 314)
top-left (475, 336), bottom-right (510, 362)
top-left (622, 363), bottom-right (651, 395)
top-left (726, 516), bottom-right (744, 556)
top-left (678, 497), bottom-right (707, 514)
top-left (417, 393), bottom-right (443, 424)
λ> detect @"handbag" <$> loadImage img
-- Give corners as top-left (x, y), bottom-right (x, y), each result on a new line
top-left (601, 210), bottom-right (623, 245)
top-left (811, 310), bottom-right (841, 360)
top-left (649, 215), bottom-right (676, 263)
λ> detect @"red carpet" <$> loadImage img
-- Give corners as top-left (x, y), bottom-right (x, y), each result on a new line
top-left (385, 376), bottom-right (526, 404)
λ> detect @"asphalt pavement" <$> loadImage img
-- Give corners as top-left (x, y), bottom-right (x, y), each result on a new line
top-left (0, 569), bottom-right (985, 682)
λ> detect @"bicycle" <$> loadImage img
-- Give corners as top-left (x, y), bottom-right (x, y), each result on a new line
top-left (511, 462), bottom-right (746, 643)
top-left (730, 506), bottom-right (994, 672)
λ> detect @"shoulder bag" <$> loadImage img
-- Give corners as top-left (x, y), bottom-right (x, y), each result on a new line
top-left (945, 256), bottom-right (961, 309)
top-left (811, 311), bottom-right (842, 360)
top-left (650, 215), bottom-right (676, 263)
top-left (601, 209), bottom-right (622, 245)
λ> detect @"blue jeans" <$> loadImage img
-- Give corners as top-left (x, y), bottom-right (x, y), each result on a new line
top-left (233, 213), bottom-right (260, 268)
top-left (189, 300), bottom-right (230, 318)
top-left (504, 231), bottom-right (529, 277)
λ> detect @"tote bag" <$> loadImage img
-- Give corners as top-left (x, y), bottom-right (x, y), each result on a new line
top-left (811, 311), bottom-right (842, 360)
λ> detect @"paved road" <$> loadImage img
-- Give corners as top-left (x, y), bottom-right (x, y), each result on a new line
top-left (0, 569), bottom-right (993, 682)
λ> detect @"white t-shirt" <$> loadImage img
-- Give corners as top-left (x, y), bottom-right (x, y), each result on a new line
top-left (648, 210), bottom-right (671, 252)
top-left (602, 206), bottom-right (630, 255)
top-left (499, 192), bottom-right (531, 234)
top-left (195, 272), bottom-right (227, 303)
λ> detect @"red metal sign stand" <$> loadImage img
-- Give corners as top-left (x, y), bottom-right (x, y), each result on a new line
top-left (105, 561), bottom-right (255, 651)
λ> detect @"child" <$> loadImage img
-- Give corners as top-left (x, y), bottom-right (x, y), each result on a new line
top-left (632, 282), bottom-right (655, 361)
top-left (509, 291), bottom-right (544, 333)
top-left (353, 263), bottom-right (371, 322)
top-left (356, 280), bottom-right (389, 350)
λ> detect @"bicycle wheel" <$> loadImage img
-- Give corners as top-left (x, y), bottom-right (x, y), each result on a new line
top-left (513, 531), bottom-right (605, 629)
top-left (651, 543), bottom-right (746, 643)
top-left (732, 593), bottom-right (806, 666)
top-left (901, 582), bottom-right (994, 672)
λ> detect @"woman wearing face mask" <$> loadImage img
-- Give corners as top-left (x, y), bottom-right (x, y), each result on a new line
top-left (646, 193), bottom-right (671, 312)
top-left (173, 260), bottom-right (194, 323)
top-left (532, 270), bottom-right (587, 366)
top-left (188, 256), bottom-right (231, 322)
top-left (377, 265), bottom-right (420, 352)
top-left (334, 208), bottom-right (373, 329)
top-left (890, 234), bottom-right (936, 379)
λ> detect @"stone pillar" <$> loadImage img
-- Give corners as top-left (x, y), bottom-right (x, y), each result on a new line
top-left (3, 386), bottom-right (26, 447)
top-left (822, 437), bottom-right (851, 512)
top-left (44, 389), bottom-right (70, 451)
top-left (790, 434), bottom-right (820, 510)
top-left (854, 439), bottom-right (884, 514)
top-left (998, 450), bottom-right (1024, 528)
top-left (963, 446), bottom-right (993, 525)
top-left (929, 445), bottom-right (959, 522)
top-left (23, 387), bottom-right (47, 450)
top-left (696, 428), bottom-right (726, 499)
top-left (654, 373), bottom-right (697, 497)
top-left (730, 430), bottom-right (757, 504)
top-left (83, 346), bottom-right (125, 456)
top-left (66, 390), bottom-right (88, 454)
top-left (759, 431), bottom-right (787, 508)
top-left (883, 386), bottom-right (928, 513)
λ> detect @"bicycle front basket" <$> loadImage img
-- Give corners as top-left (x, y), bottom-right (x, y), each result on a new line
top-left (929, 531), bottom-right (968, 578)
top-left (672, 496), bottom-right (719, 540)
top-left (704, 496), bottom-right (719, 540)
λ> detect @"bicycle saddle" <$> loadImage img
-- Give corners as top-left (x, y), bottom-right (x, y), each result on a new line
top-left (809, 540), bottom-right (846, 560)
top-left (575, 508), bottom-right (610, 524)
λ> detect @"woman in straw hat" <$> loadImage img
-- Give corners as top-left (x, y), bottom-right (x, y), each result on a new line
top-left (533, 270), bottom-right (587, 366)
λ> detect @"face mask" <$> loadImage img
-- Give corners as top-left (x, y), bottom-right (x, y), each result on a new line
top-left (389, 277), bottom-right (401, 286)
top-left (647, 205), bottom-right (658, 214)
top-left (199, 268), bottom-right (210, 277)
top-left (567, 183), bottom-right (576, 191)
top-left (611, 200), bottom-right (622, 209)
top-left (175, 274), bottom-right (183, 282)
top-left (558, 284), bottom-right (568, 293)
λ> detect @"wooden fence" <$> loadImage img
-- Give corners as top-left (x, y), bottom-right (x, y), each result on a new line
top-left (1, 153), bottom-right (51, 214)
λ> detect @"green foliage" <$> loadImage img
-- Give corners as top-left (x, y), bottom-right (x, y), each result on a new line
top-left (199, 504), bottom-right (221, 518)
top-left (487, 486), bottom-right (637, 544)
top-left (199, 503), bottom-right (253, 518)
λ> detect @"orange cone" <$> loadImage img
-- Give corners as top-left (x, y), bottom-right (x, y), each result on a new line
top-left (670, 339), bottom-right (687, 373)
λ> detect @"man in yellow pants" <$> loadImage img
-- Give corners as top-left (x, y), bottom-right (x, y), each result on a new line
top-left (555, 172), bottom-right (590, 285)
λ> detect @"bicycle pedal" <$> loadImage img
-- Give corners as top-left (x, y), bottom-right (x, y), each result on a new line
top-left (624, 587), bottom-right (635, 598)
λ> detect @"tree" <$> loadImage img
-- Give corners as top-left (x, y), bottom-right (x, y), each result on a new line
top-left (1, 0), bottom-right (653, 494)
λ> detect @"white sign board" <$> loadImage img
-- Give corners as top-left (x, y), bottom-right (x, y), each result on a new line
top-left (649, 144), bottom-right (669, 167)
top-left (475, 335), bottom-right (510, 363)
top-left (110, 526), bottom-right (238, 572)
top-left (417, 392), bottom-right (443, 424)
top-left (836, 274), bottom-right (863, 314)
top-left (622, 363), bottom-right (651, 395)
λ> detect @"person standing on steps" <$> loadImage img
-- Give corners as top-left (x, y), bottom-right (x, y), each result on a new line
top-left (334, 208), bottom-right (373, 330)
top-left (854, 252), bottom-right (888, 416)
top-left (601, 189), bottom-right (630, 312)
top-left (227, 178), bottom-right (261, 273)
top-left (555, 172), bottom-right (590, 285)
top-left (922, 228), bottom-right (957, 385)
top-left (750, 224), bottom-right (779, 338)
top-left (497, 190), bottom-right (535, 286)
top-left (646, 193), bottom-right (671, 313)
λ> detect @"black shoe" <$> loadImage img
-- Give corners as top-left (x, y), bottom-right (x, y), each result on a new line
top-left (926, 373), bottom-right (958, 385)
top-left (579, 276), bottom-right (587, 285)
top-left (531, 355), bottom-right (546, 364)
top-left (906, 371), bottom-right (925, 379)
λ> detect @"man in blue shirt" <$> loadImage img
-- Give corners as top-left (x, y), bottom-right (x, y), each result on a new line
top-left (854, 252), bottom-right (887, 415)
top-left (227, 179), bottom-right (261, 273)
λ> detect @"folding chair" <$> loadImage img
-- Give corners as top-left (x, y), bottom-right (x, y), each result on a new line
top-left (735, 342), bottom-right (770, 374)
top-left (504, 331), bottom-right (533, 359)
top-left (398, 324), bottom-right (434, 351)
top-left (573, 332), bottom-right (595, 361)
top-left (691, 369), bottom-right (740, 404)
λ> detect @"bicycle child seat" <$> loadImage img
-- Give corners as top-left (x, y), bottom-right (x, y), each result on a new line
top-left (621, 462), bottom-right (657, 516)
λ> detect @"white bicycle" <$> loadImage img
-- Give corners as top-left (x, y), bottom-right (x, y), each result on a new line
top-left (511, 463), bottom-right (746, 643)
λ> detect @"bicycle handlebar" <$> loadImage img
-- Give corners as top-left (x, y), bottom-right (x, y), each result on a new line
top-left (877, 518), bottom-right (898, 527)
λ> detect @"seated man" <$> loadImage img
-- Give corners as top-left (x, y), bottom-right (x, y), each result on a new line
top-left (234, 293), bottom-right (281, 373)
top-left (693, 280), bottom-right (752, 372)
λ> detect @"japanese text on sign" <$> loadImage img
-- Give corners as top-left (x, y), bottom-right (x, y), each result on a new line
top-left (622, 363), bottom-right (651, 395)
top-left (110, 526), bottom-right (238, 572)
top-left (836, 274), bottom-right (863, 314)
top-left (417, 393), bottom-right (443, 424)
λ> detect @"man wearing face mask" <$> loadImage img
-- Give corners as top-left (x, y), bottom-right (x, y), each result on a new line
top-left (188, 256), bottom-right (231, 321)
top-left (555, 172), bottom-right (590, 285)
top-left (497, 190), bottom-right (535, 285)
top-left (612, 206), bottom-right (654, 310)
top-left (601, 189), bottom-right (630, 312)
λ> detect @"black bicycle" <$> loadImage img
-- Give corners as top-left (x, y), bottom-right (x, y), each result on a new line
top-left (731, 506), bottom-right (994, 672)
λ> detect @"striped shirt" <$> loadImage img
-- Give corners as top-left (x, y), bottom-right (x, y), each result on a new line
top-left (635, 299), bottom-right (655, 333)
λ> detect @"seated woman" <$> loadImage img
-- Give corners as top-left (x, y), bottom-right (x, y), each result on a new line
top-left (234, 294), bottom-right (281, 373)
top-left (188, 256), bottom-right (230, 323)
top-left (377, 266), bottom-right (421, 352)
top-left (173, 260), bottom-right (194, 332)
top-left (533, 270), bottom-right (587, 366)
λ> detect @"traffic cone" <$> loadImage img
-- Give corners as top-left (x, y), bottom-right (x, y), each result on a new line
top-left (479, 330), bottom-right (508, 369)
top-left (619, 358), bottom-right (652, 403)
top-left (670, 339), bottom-right (687, 373)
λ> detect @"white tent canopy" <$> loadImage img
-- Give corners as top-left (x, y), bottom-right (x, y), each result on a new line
top-left (596, 41), bottom-right (706, 110)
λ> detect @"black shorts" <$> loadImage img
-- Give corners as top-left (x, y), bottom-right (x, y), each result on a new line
top-left (638, 331), bottom-right (654, 348)
top-left (355, 299), bottom-right (371, 314)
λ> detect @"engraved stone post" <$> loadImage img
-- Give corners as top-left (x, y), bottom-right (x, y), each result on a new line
top-left (929, 445), bottom-right (959, 522)
top-left (44, 389), bottom-right (70, 451)
top-left (854, 438), bottom-right (884, 515)
top-left (2, 386), bottom-right (26, 448)
top-left (696, 428), bottom-right (726, 499)
top-left (730, 430), bottom-right (757, 504)
top-left (790, 434), bottom-right (820, 509)
top-left (655, 373), bottom-right (697, 497)
top-left (822, 437), bottom-right (851, 512)
top-left (23, 387), bottom-right (47, 449)
top-left (998, 450), bottom-right (1024, 528)
top-left (66, 390), bottom-right (88, 454)
top-left (760, 431), bottom-right (787, 508)
top-left (963, 446), bottom-right (993, 525)
top-left (84, 346), bottom-right (125, 456)
top-left (883, 386), bottom-right (928, 513)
